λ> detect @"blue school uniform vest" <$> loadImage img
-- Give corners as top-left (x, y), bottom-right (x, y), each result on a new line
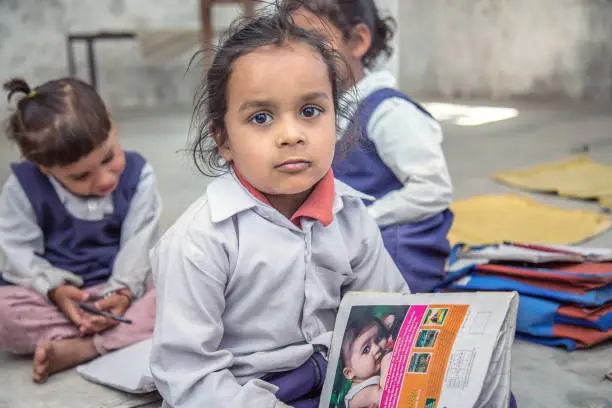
top-left (332, 88), bottom-right (453, 293)
top-left (0, 151), bottom-right (146, 288)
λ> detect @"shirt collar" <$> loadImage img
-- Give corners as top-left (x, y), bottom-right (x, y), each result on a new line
top-left (47, 176), bottom-right (115, 220)
top-left (207, 168), bottom-right (372, 226)
top-left (233, 166), bottom-right (335, 228)
top-left (354, 69), bottom-right (397, 97)
top-left (290, 170), bottom-right (335, 227)
top-left (48, 174), bottom-right (112, 210)
top-left (48, 175), bottom-right (72, 204)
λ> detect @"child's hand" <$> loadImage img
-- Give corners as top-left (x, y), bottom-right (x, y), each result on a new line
top-left (48, 285), bottom-right (89, 327)
top-left (382, 314), bottom-right (395, 330)
top-left (79, 290), bottom-right (132, 335)
top-left (380, 352), bottom-right (393, 388)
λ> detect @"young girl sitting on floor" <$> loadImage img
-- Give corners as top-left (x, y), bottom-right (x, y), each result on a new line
top-left (289, 0), bottom-right (454, 293)
top-left (149, 5), bottom-right (408, 408)
top-left (0, 77), bottom-right (161, 383)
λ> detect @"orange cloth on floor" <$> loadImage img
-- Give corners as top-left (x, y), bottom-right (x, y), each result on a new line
top-left (494, 155), bottom-right (612, 209)
top-left (448, 193), bottom-right (611, 246)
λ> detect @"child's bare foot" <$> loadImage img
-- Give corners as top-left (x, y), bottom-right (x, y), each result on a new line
top-left (32, 338), bottom-right (98, 383)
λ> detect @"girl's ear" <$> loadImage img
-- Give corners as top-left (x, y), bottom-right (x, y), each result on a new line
top-left (343, 366), bottom-right (355, 380)
top-left (214, 129), bottom-right (233, 163)
top-left (109, 119), bottom-right (117, 137)
top-left (37, 164), bottom-right (51, 176)
top-left (347, 23), bottom-right (372, 62)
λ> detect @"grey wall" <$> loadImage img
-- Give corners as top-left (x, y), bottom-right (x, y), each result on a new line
top-left (0, 0), bottom-right (245, 110)
top-left (372, 0), bottom-right (400, 78)
top-left (0, 0), bottom-right (398, 110)
top-left (6, 0), bottom-right (612, 106)
top-left (399, 0), bottom-right (612, 101)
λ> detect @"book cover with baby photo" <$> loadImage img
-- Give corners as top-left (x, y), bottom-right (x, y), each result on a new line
top-left (319, 292), bottom-right (518, 408)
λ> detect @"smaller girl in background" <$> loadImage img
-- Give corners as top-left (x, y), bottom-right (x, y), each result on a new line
top-left (289, 0), bottom-right (454, 293)
top-left (149, 4), bottom-right (408, 408)
top-left (0, 77), bottom-right (161, 383)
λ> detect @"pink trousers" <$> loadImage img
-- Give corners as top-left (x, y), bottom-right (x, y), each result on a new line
top-left (0, 284), bottom-right (156, 355)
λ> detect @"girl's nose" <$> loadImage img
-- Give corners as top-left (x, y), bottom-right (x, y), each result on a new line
top-left (276, 119), bottom-right (305, 147)
top-left (96, 171), bottom-right (117, 189)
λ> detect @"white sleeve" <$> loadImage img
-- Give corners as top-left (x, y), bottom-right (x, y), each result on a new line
top-left (0, 175), bottom-right (83, 300)
top-left (104, 164), bottom-right (162, 299)
top-left (365, 98), bottom-right (453, 227)
top-left (344, 200), bottom-right (410, 294)
top-left (149, 226), bottom-right (289, 408)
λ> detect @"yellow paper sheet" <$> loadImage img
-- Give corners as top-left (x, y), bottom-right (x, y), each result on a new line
top-left (448, 193), bottom-right (611, 246)
top-left (598, 194), bottom-right (612, 209)
top-left (493, 155), bottom-right (612, 208)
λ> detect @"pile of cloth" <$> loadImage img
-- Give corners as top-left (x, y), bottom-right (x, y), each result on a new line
top-left (437, 242), bottom-right (612, 350)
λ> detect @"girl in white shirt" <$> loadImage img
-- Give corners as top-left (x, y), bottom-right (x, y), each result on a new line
top-left (0, 77), bottom-right (160, 383)
top-left (149, 4), bottom-right (408, 408)
top-left (290, 0), bottom-right (454, 293)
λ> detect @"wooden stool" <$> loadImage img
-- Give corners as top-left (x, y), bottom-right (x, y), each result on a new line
top-left (66, 31), bottom-right (136, 91)
top-left (200, 0), bottom-right (255, 63)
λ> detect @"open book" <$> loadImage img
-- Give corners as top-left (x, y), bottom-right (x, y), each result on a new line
top-left (319, 291), bottom-right (518, 408)
top-left (455, 243), bottom-right (612, 264)
top-left (76, 291), bottom-right (518, 408)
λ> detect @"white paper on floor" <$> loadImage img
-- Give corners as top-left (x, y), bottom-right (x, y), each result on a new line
top-left (76, 339), bottom-right (156, 394)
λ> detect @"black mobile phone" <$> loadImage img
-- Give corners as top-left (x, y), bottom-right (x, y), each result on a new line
top-left (79, 302), bottom-right (133, 324)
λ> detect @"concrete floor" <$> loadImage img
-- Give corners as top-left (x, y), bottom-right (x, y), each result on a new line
top-left (1, 99), bottom-right (611, 407)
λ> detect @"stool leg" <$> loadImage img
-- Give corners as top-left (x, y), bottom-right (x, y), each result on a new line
top-left (244, 0), bottom-right (255, 17)
top-left (66, 37), bottom-right (76, 77)
top-left (200, 0), bottom-right (214, 65)
top-left (86, 39), bottom-right (98, 91)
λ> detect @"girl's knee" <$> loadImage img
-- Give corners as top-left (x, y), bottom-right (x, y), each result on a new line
top-left (0, 286), bottom-right (49, 354)
top-left (0, 287), bottom-right (25, 325)
top-left (133, 287), bottom-right (156, 316)
top-left (127, 289), bottom-right (157, 324)
top-left (0, 304), bottom-right (32, 354)
top-left (0, 286), bottom-right (44, 318)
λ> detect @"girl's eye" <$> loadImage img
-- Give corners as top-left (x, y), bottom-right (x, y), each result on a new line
top-left (71, 174), bottom-right (90, 182)
top-left (250, 112), bottom-right (272, 125)
top-left (300, 105), bottom-right (322, 119)
top-left (102, 151), bottom-right (115, 165)
top-left (362, 346), bottom-right (370, 355)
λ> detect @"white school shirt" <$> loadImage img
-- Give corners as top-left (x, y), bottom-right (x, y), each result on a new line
top-left (338, 70), bottom-right (453, 228)
top-left (149, 172), bottom-right (409, 408)
top-left (0, 163), bottom-right (162, 300)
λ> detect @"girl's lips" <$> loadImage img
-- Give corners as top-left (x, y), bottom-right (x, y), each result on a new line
top-left (97, 184), bottom-right (117, 194)
top-left (275, 160), bottom-right (311, 173)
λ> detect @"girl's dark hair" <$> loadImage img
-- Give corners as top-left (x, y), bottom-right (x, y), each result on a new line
top-left (3, 77), bottom-right (111, 167)
top-left (284, 0), bottom-right (396, 69)
top-left (191, 1), bottom-right (358, 176)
